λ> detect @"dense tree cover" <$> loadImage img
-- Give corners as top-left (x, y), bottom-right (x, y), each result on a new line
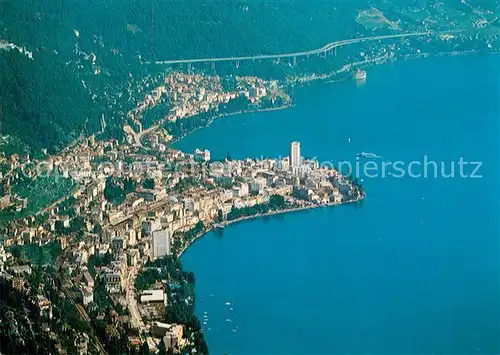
top-left (34, 212), bottom-right (50, 226)
top-left (0, 0), bottom-right (154, 154)
top-left (217, 95), bottom-right (253, 114)
top-left (1, 0), bottom-right (493, 154)
top-left (142, 103), bottom-right (171, 130)
top-left (148, 255), bottom-right (208, 354)
top-left (227, 194), bottom-right (287, 220)
top-left (0, 0), bottom-right (369, 62)
top-left (0, 175), bottom-right (76, 225)
top-left (104, 176), bottom-right (141, 204)
top-left (185, 221), bottom-right (204, 241)
top-left (134, 268), bottom-right (161, 291)
top-left (164, 110), bottom-right (215, 138)
top-left (227, 203), bottom-right (270, 220)
top-left (172, 177), bottom-right (202, 193)
top-left (0, 266), bottom-right (108, 354)
top-left (104, 177), bottom-right (126, 205)
top-left (9, 241), bottom-right (62, 265)
top-left (124, 177), bottom-right (138, 193)
top-left (142, 341), bottom-right (151, 355)
top-left (92, 222), bottom-right (104, 236)
top-left (0, 0), bottom-right (376, 152)
top-left (171, 220), bottom-right (205, 255)
top-left (3, 0), bottom-right (479, 67)
top-left (57, 196), bottom-right (77, 213)
top-left (0, 278), bottom-right (56, 354)
top-left (0, 51), bottom-right (91, 154)
top-left (87, 252), bottom-right (113, 277)
top-left (142, 177), bottom-right (156, 190)
top-left (217, 209), bottom-right (224, 223)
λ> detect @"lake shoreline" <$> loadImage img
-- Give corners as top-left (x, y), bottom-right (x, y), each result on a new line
top-left (169, 104), bottom-right (294, 147)
top-left (175, 52), bottom-right (480, 258)
top-left (176, 50), bottom-right (487, 259)
top-left (177, 194), bottom-right (364, 258)
top-left (172, 49), bottom-right (497, 153)
top-left (174, 52), bottom-right (500, 355)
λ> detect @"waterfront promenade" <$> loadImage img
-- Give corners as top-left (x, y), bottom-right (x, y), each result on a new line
top-left (177, 193), bottom-right (365, 257)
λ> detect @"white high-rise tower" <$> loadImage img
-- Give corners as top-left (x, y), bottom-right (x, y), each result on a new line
top-left (290, 141), bottom-right (301, 174)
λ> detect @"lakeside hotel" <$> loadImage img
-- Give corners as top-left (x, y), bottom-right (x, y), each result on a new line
top-left (152, 230), bottom-right (171, 260)
top-left (290, 141), bottom-right (301, 175)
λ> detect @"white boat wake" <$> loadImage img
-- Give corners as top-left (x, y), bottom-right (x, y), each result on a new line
top-left (357, 152), bottom-right (383, 159)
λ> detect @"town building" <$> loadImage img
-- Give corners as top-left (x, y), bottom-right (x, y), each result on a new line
top-left (140, 289), bottom-right (167, 305)
top-left (83, 270), bottom-right (94, 288)
top-left (142, 217), bottom-right (161, 236)
top-left (137, 187), bottom-right (167, 202)
top-left (152, 230), bottom-right (170, 259)
top-left (194, 149), bottom-right (211, 162)
top-left (290, 141), bottom-right (301, 175)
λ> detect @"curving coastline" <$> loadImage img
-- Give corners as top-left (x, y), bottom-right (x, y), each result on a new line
top-left (167, 48), bottom-right (498, 354)
top-left (177, 193), bottom-right (365, 258)
top-left (165, 48), bottom-right (495, 154)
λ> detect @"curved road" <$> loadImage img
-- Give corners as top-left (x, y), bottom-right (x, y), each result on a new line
top-left (155, 31), bottom-right (433, 65)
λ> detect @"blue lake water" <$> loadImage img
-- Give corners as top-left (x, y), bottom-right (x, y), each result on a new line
top-left (178, 55), bottom-right (500, 354)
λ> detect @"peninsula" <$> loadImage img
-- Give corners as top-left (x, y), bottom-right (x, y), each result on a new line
top-left (0, 130), bottom-right (363, 354)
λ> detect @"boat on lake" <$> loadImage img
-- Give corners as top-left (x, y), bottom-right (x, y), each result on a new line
top-left (357, 152), bottom-right (382, 159)
top-left (355, 69), bottom-right (367, 80)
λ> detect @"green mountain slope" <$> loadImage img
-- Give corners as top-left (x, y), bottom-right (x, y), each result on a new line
top-left (0, 0), bottom-right (499, 154)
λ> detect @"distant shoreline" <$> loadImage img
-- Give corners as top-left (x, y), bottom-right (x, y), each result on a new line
top-left (171, 49), bottom-right (496, 151)
top-left (169, 104), bottom-right (294, 147)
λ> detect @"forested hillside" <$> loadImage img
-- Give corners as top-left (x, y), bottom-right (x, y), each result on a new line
top-left (1, 0), bottom-right (499, 154)
top-left (1, 0), bottom-right (361, 60)
top-left (0, 49), bottom-right (94, 152)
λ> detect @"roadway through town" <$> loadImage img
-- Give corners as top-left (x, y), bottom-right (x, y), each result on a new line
top-left (126, 266), bottom-right (146, 331)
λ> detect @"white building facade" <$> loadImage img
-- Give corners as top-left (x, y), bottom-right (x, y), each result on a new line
top-left (152, 230), bottom-right (171, 259)
top-left (290, 141), bottom-right (301, 174)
